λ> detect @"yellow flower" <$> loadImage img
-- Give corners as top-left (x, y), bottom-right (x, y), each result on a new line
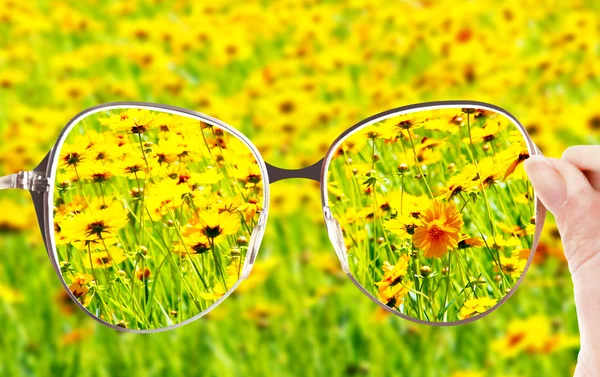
top-left (190, 168), bottom-right (224, 187)
top-left (376, 255), bottom-right (410, 292)
top-left (77, 161), bottom-right (116, 183)
top-left (376, 255), bottom-right (412, 308)
top-left (59, 200), bottom-right (129, 247)
top-left (159, 163), bottom-right (225, 192)
top-left (234, 161), bottom-right (263, 188)
top-left (378, 280), bottom-right (412, 309)
top-left (99, 109), bottom-right (159, 134)
top-left (496, 143), bottom-right (530, 180)
top-left (490, 235), bottom-right (522, 251)
top-left (0, 284), bottom-right (23, 304)
top-left (237, 197), bottom-right (263, 223)
top-left (85, 131), bottom-right (125, 161)
top-left (184, 211), bottom-right (241, 242)
top-left (59, 142), bottom-right (88, 169)
top-left (384, 213), bottom-right (421, 240)
top-left (457, 235), bottom-right (485, 249)
top-left (144, 180), bottom-right (190, 220)
top-left (177, 232), bottom-right (211, 255)
top-left (474, 157), bottom-right (503, 187)
top-left (242, 300), bottom-right (286, 326)
top-left (438, 165), bottom-right (479, 200)
top-left (335, 137), bottom-right (367, 157)
top-left (463, 119), bottom-right (504, 143)
top-left (382, 114), bottom-right (424, 133)
top-left (423, 110), bottom-right (463, 132)
top-left (0, 199), bottom-right (36, 232)
top-left (458, 297), bottom-right (497, 320)
top-left (116, 152), bottom-right (158, 179)
top-left (492, 315), bottom-right (579, 358)
top-left (152, 134), bottom-right (192, 164)
top-left (389, 193), bottom-right (429, 219)
top-left (83, 247), bottom-right (128, 269)
top-left (413, 200), bottom-right (463, 258)
top-left (68, 273), bottom-right (94, 307)
top-left (54, 196), bottom-right (87, 217)
top-left (499, 251), bottom-right (527, 277)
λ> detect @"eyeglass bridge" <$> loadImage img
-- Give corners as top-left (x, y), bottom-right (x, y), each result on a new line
top-left (265, 159), bottom-right (323, 184)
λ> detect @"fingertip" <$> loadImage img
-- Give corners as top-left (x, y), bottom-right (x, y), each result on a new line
top-left (561, 145), bottom-right (577, 160)
top-left (524, 155), bottom-right (567, 215)
top-left (561, 145), bottom-right (600, 174)
top-left (548, 157), bottom-right (593, 197)
top-left (524, 154), bottom-right (545, 172)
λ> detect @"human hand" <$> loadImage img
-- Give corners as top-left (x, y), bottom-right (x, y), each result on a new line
top-left (525, 147), bottom-right (600, 377)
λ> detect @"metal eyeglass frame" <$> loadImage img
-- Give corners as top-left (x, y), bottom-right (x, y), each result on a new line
top-left (0, 100), bottom-right (546, 332)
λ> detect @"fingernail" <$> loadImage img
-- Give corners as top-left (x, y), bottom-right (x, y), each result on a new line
top-left (524, 155), bottom-right (566, 214)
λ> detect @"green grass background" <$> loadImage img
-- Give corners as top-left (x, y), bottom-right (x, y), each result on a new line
top-left (1, 0), bottom-right (598, 375)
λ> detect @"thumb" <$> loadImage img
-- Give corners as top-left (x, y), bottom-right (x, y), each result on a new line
top-left (524, 155), bottom-right (592, 217)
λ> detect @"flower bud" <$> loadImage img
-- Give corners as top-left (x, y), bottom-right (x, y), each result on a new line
top-left (420, 265), bottom-right (432, 277)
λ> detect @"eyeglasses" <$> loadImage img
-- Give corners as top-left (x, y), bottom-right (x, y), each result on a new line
top-left (0, 100), bottom-right (544, 332)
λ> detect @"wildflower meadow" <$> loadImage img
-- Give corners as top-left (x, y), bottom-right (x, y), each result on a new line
top-left (327, 107), bottom-right (536, 322)
top-left (0, 0), bottom-right (597, 376)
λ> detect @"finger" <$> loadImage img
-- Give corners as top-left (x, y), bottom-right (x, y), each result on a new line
top-left (524, 156), bottom-right (566, 214)
top-left (548, 158), bottom-right (594, 199)
top-left (562, 145), bottom-right (600, 172)
top-left (583, 170), bottom-right (600, 191)
top-left (524, 155), bottom-right (592, 215)
top-left (562, 146), bottom-right (600, 190)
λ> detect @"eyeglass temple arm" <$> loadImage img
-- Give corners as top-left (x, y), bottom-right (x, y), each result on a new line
top-left (0, 173), bottom-right (21, 190)
top-left (0, 171), bottom-right (49, 192)
top-left (0, 155), bottom-right (53, 256)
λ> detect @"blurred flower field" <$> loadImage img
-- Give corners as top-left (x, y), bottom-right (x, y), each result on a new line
top-left (0, 0), bottom-right (597, 376)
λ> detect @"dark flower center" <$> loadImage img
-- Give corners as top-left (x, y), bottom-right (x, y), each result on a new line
top-left (131, 125), bottom-right (147, 134)
top-left (64, 152), bottom-right (83, 166)
top-left (157, 153), bottom-right (168, 164)
top-left (87, 221), bottom-right (107, 237)
top-left (397, 120), bottom-right (414, 130)
top-left (92, 173), bottom-right (111, 183)
top-left (126, 164), bottom-right (143, 174)
top-left (203, 225), bottom-right (223, 238)
top-left (178, 174), bottom-right (191, 184)
top-left (391, 276), bottom-right (404, 286)
top-left (503, 264), bottom-right (518, 273)
top-left (246, 174), bottom-right (261, 184)
top-left (97, 256), bottom-right (111, 264)
top-left (518, 152), bottom-right (530, 162)
top-left (192, 242), bottom-right (210, 253)
top-left (279, 100), bottom-right (295, 114)
top-left (589, 115), bottom-right (600, 130)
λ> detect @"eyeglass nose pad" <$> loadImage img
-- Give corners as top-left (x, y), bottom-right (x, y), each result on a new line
top-left (323, 206), bottom-right (350, 274)
top-left (241, 211), bottom-right (268, 279)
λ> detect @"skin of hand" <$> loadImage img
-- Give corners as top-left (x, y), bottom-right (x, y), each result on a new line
top-left (524, 146), bottom-right (600, 377)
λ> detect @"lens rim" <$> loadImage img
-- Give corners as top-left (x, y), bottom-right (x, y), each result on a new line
top-left (39, 102), bottom-right (271, 333)
top-left (320, 100), bottom-right (546, 326)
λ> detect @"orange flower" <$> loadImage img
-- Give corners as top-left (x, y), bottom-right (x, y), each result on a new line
top-left (413, 200), bottom-right (463, 258)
